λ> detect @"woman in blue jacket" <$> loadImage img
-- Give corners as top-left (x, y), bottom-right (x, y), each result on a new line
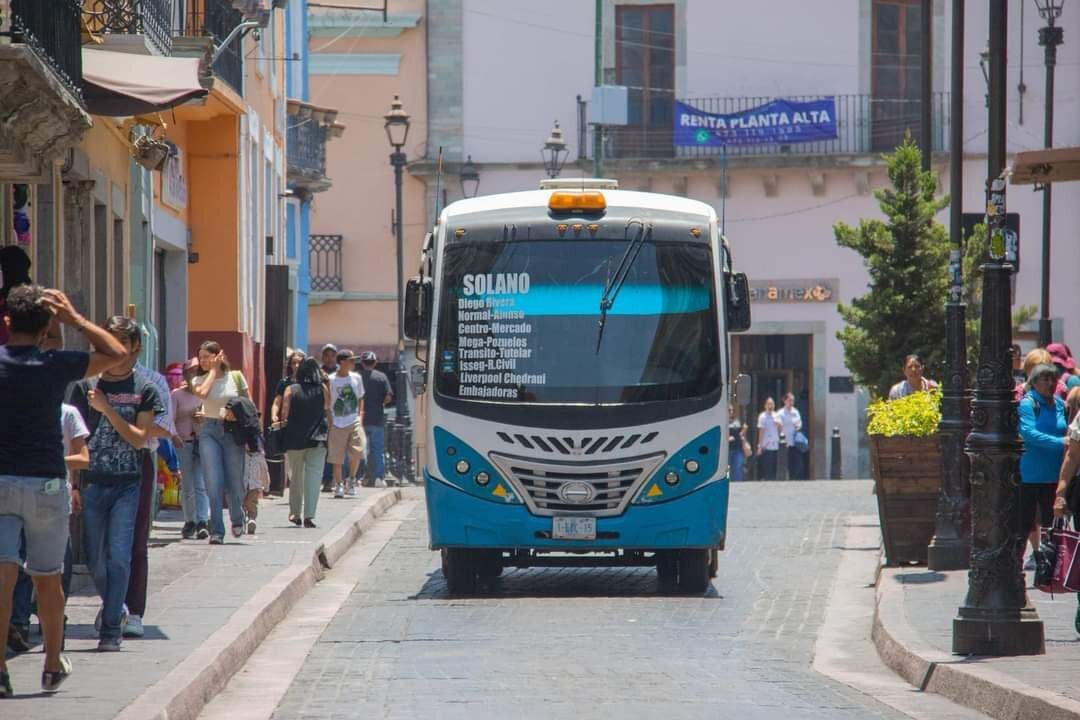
top-left (1019, 363), bottom-right (1068, 561)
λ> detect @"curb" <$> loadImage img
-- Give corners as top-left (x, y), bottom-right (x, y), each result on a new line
top-left (873, 566), bottom-right (1080, 720)
top-left (115, 488), bottom-right (402, 720)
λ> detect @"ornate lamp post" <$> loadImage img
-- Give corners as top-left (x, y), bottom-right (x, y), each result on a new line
top-left (542, 120), bottom-right (569, 179)
top-left (928, 0), bottom-right (971, 571)
top-left (953, 0), bottom-right (1045, 656)
top-left (384, 95), bottom-right (414, 483)
top-left (460, 155), bottom-right (480, 198)
top-left (1035, 0), bottom-right (1065, 347)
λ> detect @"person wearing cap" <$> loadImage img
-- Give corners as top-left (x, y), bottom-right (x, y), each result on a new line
top-left (320, 344), bottom-right (338, 376)
top-left (358, 351), bottom-right (393, 487)
top-left (1018, 361), bottom-right (1067, 563)
top-left (170, 359), bottom-right (209, 540)
top-left (1047, 342), bottom-right (1080, 398)
top-left (327, 350), bottom-right (366, 498)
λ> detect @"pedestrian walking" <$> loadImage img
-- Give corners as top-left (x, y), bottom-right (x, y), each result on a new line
top-left (170, 359), bottom-right (209, 540)
top-left (282, 358), bottom-right (331, 527)
top-left (777, 393), bottom-right (804, 480)
top-left (1018, 363), bottom-right (1067, 572)
top-left (328, 350), bottom-right (366, 498)
top-left (888, 354), bottom-right (938, 400)
top-left (189, 341), bottom-right (250, 544)
top-left (224, 396), bottom-right (267, 535)
top-left (1016, 349), bottom-right (1067, 402)
top-left (358, 352), bottom-right (393, 487)
top-left (1054, 388), bottom-right (1080, 635)
top-left (728, 405), bottom-right (749, 482)
top-left (271, 350), bottom-right (305, 425)
top-left (0, 286), bottom-right (127, 695)
top-left (318, 343), bottom-right (339, 492)
top-left (755, 397), bottom-right (782, 481)
top-left (68, 315), bottom-right (164, 653)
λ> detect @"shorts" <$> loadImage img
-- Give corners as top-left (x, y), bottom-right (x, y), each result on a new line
top-left (0, 474), bottom-right (71, 575)
top-left (1020, 482), bottom-right (1056, 534)
top-left (327, 420), bottom-right (366, 465)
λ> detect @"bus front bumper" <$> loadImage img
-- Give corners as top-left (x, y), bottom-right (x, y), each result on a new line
top-left (424, 470), bottom-right (729, 551)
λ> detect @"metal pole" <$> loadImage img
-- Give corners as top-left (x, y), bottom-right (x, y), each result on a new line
top-left (829, 428), bottom-right (842, 480)
top-left (953, 0), bottom-right (1045, 656)
top-left (928, 0), bottom-right (971, 571)
top-left (391, 149), bottom-right (411, 484)
top-left (920, 0), bottom-right (932, 171)
top-left (592, 0), bottom-right (603, 178)
top-left (1037, 20), bottom-right (1062, 347)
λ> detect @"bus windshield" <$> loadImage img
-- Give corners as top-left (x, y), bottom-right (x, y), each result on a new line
top-left (435, 238), bottom-right (720, 405)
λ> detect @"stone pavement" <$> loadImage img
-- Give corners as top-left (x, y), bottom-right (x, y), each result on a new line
top-left (269, 480), bottom-right (938, 719)
top-left (2, 484), bottom-right (402, 720)
top-left (876, 562), bottom-right (1080, 718)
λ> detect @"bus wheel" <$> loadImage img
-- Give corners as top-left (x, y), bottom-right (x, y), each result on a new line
top-left (676, 549), bottom-right (711, 594)
top-left (656, 551), bottom-right (678, 588)
top-left (477, 550), bottom-right (503, 578)
top-left (442, 549), bottom-right (479, 595)
top-left (708, 548), bottom-right (719, 578)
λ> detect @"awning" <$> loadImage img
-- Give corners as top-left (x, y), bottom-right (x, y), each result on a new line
top-left (1011, 147), bottom-right (1080, 185)
top-left (82, 48), bottom-right (208, 117)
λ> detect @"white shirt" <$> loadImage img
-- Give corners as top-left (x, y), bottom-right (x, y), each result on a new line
top-left (61, 403), bottom-right (89, 484)
top-left (329, 372), bottom-right (365, 428)
top-left (757, 410), bottom-right (781, 451)
top-left (777, 406), bottom-right (802, 445)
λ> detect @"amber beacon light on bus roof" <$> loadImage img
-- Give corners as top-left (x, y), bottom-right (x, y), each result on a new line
top-left (548, 191), bottom-right (607, 213)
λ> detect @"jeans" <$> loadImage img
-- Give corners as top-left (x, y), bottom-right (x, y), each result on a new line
top-left (730, 448), bottom-right (745, 482)
top-left (288, 446), bottom-right (327, 520)
top-left (81, 482), bottom-right (139, 640)
top-left (177, 439), bottom-right (209, 524)
top-left (199, 419), bottom-right (247, 538)
top-left (364, 425), bottom-right (386, 480)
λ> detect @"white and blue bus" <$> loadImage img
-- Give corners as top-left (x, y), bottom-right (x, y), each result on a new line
top-left (403, 179), bottom-right (752, 594)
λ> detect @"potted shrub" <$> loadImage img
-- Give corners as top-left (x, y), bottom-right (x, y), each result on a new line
top-left (867, 389), bottom-right (942, 565)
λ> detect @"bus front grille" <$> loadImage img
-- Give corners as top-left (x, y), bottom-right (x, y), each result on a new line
top-left (488, 452), bottom-right (666, 518)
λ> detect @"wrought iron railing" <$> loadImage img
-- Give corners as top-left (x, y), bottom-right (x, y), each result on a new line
top-left (183, 0), bottom-right (243, 93)
top-left (309, 234), bottom-right (343, 292)
top-left (586, 93), bottom-right (950, 161)
top-left (82, 0), bottom-right (173, 56)
top-left (5, 0), bottom-right (83, 102)
top-left (287, 118), bottom-right (327, 178)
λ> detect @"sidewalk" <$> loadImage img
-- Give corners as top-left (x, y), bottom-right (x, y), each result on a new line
top-left (3, 485), bottom-right (402, 720)
top-left (875, 563), bottom-right (1080, 720)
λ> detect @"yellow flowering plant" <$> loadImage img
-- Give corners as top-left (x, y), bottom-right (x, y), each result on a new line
top-left (866, 388), bottom-right (942, 437)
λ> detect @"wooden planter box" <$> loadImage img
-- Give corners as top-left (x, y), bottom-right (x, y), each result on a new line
top-left (870, 434), bottom-right (941, 566)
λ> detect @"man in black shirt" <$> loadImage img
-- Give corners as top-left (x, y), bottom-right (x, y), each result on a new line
top-left (0, 286), bottom-right (127, 695)
top-left (359, 352), bottom-right (393, 487)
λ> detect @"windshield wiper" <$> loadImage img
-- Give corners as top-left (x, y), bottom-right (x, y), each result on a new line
top-left (595, 219), bottom-right (650, 354)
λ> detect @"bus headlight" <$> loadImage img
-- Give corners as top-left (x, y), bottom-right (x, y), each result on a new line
top-left (455, 459), bottom-right (470, 474)
top-left (633, 427), bottom-right (722, 505)
top-left (684, 459), bottom-right (700, 473)
top-left (664, 471), bottom-right (680, 486)
top-left (433, 427), bottom-right (521, 505)
top-left (474, 471), bottom-right (490, 486)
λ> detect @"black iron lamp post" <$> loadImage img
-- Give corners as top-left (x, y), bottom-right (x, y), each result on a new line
top-left (542, 120), bottom-right (569, 179)
top-left (1036, 0), bottom-right (1065, 347)
top-left (928, 0), bottom-right (971, 571)
top-left (953, 0), bottom-right (1045, 656)
top-left (460, 155), bottom-right (480, 198)
top-left (384, 95), bottom-right (415, 483)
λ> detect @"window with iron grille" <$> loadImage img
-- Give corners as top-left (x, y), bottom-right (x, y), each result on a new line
top-left (309, 234), bottom-right (343, 292)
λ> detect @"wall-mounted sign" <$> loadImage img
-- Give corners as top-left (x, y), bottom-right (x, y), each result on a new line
top-left (674, 97), bottom-right (838, 148)
top-left (161, 146), bottom-right (187, 211)
top-left (749, 278), bottom-right (837, 304)
top-left (829, 376), bottom-right (855, 394)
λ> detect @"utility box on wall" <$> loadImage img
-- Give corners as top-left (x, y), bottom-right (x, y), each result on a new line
top-left (589, 85), bottom-right (629, 126)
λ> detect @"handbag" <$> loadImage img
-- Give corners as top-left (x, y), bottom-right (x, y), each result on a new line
top-left (1037, 520), bottom-right (1080, 594)
top-left (266, 422), bottom-right (287, 457)
top-left (308, 416), bottom-right (329, 444)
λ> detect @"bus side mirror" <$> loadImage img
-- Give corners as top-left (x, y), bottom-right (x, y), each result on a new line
top-left (403, 276), bottom-right (432, 341)
top-left (734, 373), bottom-right (752, 407)
top-left (726, 272), bottom-right (752, 332)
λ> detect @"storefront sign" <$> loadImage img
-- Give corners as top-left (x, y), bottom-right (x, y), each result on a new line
top-left (674, 97), bottom-right (838, 148)
top-left (749, 278), bottom-right (837, 304)
top-left (161, 146), bottom-right (187, 211)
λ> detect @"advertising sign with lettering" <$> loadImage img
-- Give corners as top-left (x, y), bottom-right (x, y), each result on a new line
top-left (748, 279), bottom-right (838, 304)
top-left (674, 98), bottom-right (838, 148)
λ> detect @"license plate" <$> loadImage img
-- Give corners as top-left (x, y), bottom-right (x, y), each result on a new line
top-left (552, 516), bottom-right (596, 540)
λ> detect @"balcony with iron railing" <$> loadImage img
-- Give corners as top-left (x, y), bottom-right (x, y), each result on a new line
top-left (578, 93), bottom-right (950, 165)
top-left (288, 100), bottom-right (344, 195)
top-left (182, 0), bottom-right (244, 93)
top-left (3, 0), bottom-right (84, 102)
top-left (82, 0), bottom-right (173, 56)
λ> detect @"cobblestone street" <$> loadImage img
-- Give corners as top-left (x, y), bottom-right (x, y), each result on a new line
top-left (269, 481), bottom-right (917, 719)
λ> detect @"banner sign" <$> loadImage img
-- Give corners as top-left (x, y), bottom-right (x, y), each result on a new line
top-left (674, 98), bottom-right (838, 148)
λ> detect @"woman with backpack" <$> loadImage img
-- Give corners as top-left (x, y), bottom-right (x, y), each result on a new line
top-left (190, 341), bottom-right (251, 544)
top-left (281, 358), bottom-right (331, 528)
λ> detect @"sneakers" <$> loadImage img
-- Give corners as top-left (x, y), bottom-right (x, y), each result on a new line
top-left (247, 518), bottom-right (257, 535)
top-left (333, 483), bottom-right (345, 499)
top-left (303, 518), bottom-right (316, 528)
top-left (97, 636), bottom-right (122, 652)
top-left (1, 670), bottom-right (12, 698)
top-left (196, 522), bottom-right (210, 540)
top-left (231, 525), bottom-right (244, 538)
top-left (41, 655), bottom-right (72, 692)
top-left (209, 535), bottom-right (224, 545)
top-left (95, 605), bottom-right (129, 635)
top-left (374, 478), bottom-right (387, 488)
top-left (345, 478), bottom-right (358, 498)
top-left (181, 521), bottom-right (196, 539)
top-left (6, 624), bottom-right (30, 653)
top-left (123, 615), bottom-right (144, 638)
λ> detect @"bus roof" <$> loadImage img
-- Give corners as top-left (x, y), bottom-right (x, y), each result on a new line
top-left (440, 188), bottom-right (717, 224)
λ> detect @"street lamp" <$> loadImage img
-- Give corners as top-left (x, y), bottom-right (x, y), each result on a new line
top-left (384, 95), bottom-right (414, 483)
top-left (542, 120), bottom-right (569, 179)
top-left (1035, 0), bottom-right (1065, 347)
top-left (460, 155), bottom-right (480, 198)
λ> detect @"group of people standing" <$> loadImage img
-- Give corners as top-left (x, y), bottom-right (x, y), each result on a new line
top-left (728, 393), bottom-right (808, 481)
